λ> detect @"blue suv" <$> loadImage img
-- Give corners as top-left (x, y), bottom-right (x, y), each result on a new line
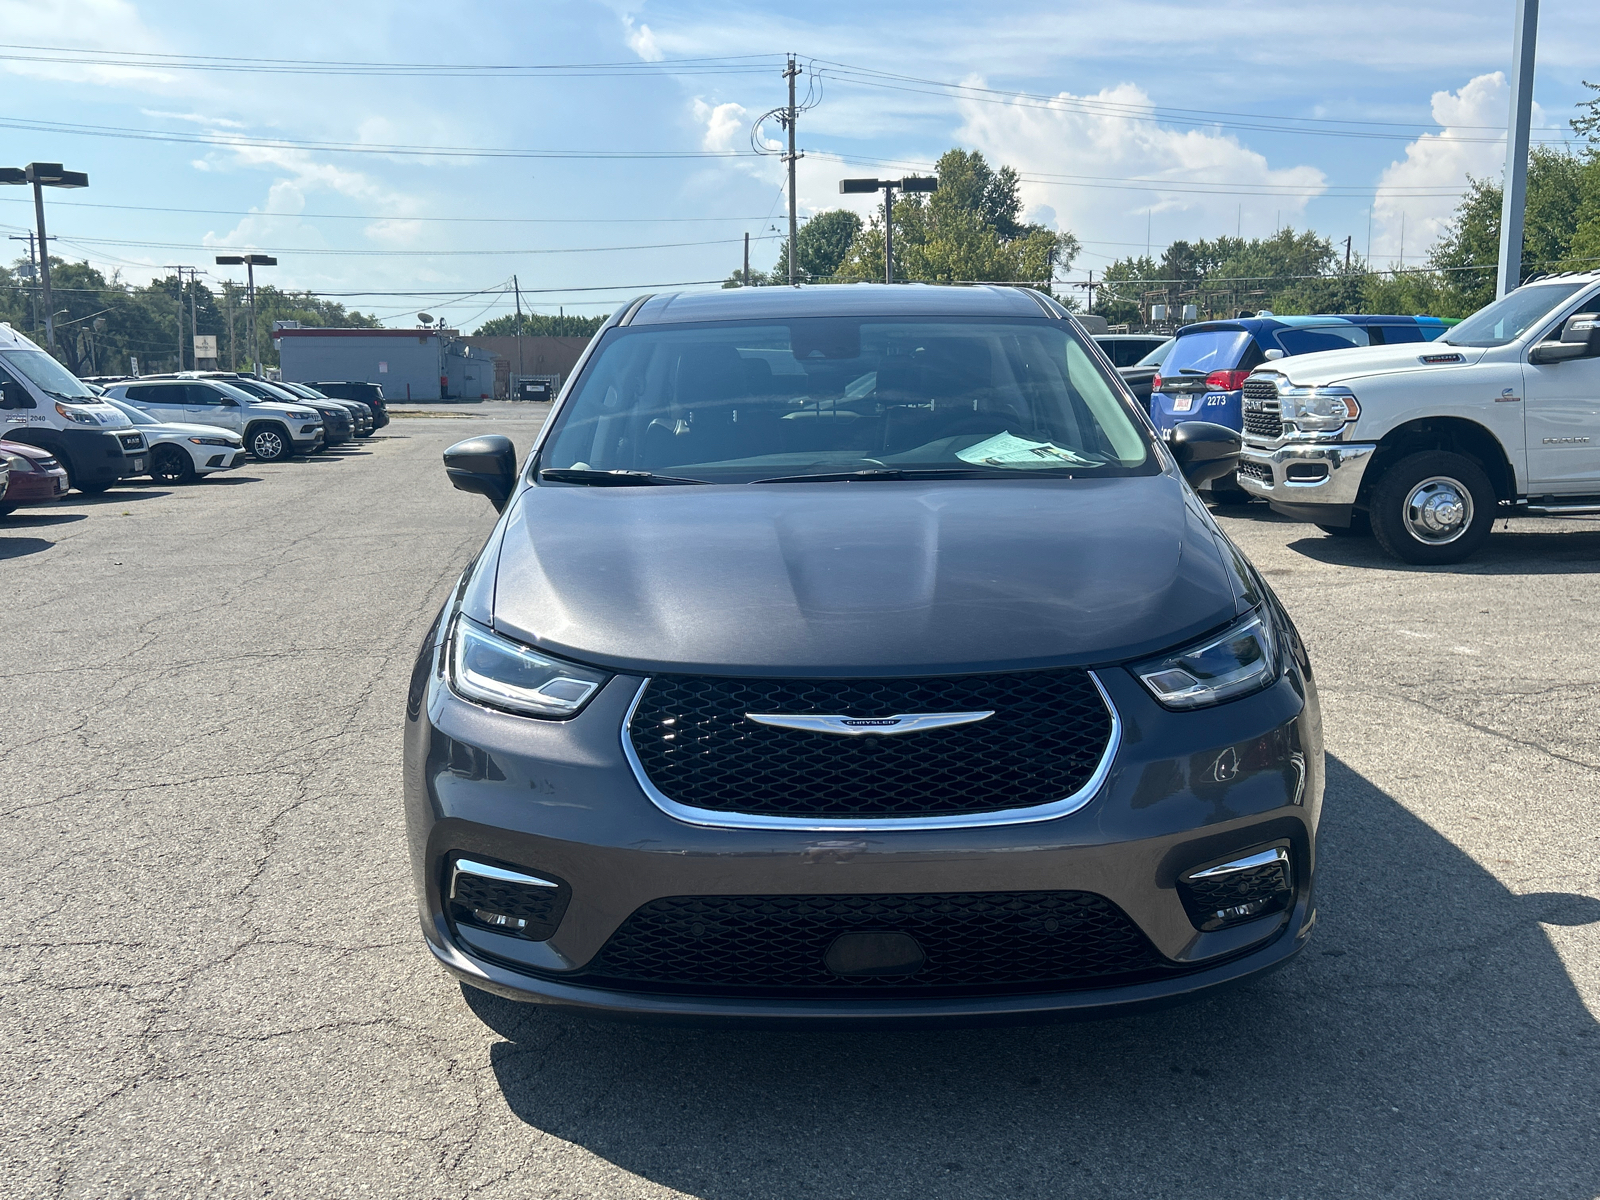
top-left (1148, 314), bottom-right (1448, 442)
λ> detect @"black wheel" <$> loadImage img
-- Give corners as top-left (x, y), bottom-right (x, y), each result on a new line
top-left (1369, 451), bottom-right (1495, 565)
top-left (151, 444), bottom-right (196, 484)
top-left (0, 503), bottom-right (16, 516)
top-left (248, 425), bottom-right (291, 462)
top-left (1317, 512), bottom-right (1371, 538)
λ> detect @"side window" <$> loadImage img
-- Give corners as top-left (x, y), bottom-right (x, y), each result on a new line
top-left (182, 384), bottom-right (223, 406)
top-left (1374, 324), bottom-right (1425, 345)
top-left (1274, 325), bottom-right (1369, 356)
top-left (130, 383), bottom-right (182, 406)
top-left (0, 359), bottom-right (34, 407)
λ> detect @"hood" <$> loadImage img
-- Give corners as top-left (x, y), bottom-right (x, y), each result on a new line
top-left (0, 438), bottom-right (56, 462)
top-left (488, 476), bottom-right (1245, 676)
top-left (1275, 341), bottom-right (1486, 386)
top-left (139, 420), bottom-right (242, 440)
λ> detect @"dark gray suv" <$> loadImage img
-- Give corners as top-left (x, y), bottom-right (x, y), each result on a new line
top-left (406, 284), bottom-right (1323, 1023)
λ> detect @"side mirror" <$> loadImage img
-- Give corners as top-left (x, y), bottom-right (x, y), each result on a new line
top-left (0, 380), bottom-right (33, 410)
top-left (1530, 312), bottom-right (1599, 364)
top-left (1168, 420), bottom-right (1241, 488)
top-left (444, 435), bottom-right (517, 512)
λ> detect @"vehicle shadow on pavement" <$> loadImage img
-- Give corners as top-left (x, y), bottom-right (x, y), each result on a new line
top-left (66, 489), bottom-right (173, 506)
top-left (473, 755), bottom-right (1600, 1200)
top-left (0, 511), bottom-right (85, 528)
top-left (1286, 528), bottom-right (1600, 574)
top-left (0, 535), bottom-right (54, 559)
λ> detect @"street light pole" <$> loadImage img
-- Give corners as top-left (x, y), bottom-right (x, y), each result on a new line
top-left (1497, 0), bottom-right (1540, 299)
top-left (840, 175), bottom-right (939, 284)
top-left (0, 163), bottom-right (89, 355)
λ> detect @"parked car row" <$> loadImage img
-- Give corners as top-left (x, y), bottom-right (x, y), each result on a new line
top-left (1, 319), bottom-right (392, 516)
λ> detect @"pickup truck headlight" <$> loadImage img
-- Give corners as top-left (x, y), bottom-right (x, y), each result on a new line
top-left (1278, 386), bottom-right (1359, 432)
top-left (1132, 610), bottom-right (1280, 710)
top-left (448, 615), bottom-right (609, 718)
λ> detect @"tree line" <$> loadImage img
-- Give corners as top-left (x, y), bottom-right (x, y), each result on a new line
top-left (0, 262), bottom-right (382, 376)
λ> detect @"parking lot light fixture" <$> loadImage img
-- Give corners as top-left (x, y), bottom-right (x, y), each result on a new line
top-left (1, 162), bottom-right (90, 353)
top-left (839, 176), bottom-right (937, 284)
top-left (216, 253), bottom-right (277, 373)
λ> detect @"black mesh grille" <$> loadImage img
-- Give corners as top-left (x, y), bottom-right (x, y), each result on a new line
top-left (118, 432), bottom-right (144, 451)
top-left (629, 671), bottom-right (1114, 819)
top-left (1242, 379), bottom-right (1282, 439)
top-left (581, 891), bottom-right (1168, 995)
top-left (1237, 460), bottom-right (1273, 485)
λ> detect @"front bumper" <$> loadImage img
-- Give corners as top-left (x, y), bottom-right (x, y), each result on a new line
top-left (1238, 440), bottom-right (1376, 526)
top-left (403, 620), bottom-right (1325, 1023)
top-left (291, 431), bottom-right (325, 454)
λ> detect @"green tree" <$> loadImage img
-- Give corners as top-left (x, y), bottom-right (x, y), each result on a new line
top-left (832, 149), bottom-right (1078, 288)
top-left (724, 210), bottom-right (864, 287)
top-left (473, 313), bottom-right (606, 337)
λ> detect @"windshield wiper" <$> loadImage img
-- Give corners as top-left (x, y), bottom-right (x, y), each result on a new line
top-left (539, 468), bottom-right (708, 487)
top-left (752, 467), bottom-right (1031, 484)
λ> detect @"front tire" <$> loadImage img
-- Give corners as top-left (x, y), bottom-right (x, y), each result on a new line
top-left (249, 425), bottom-right (291, 463)
top-left (151, 444), bottom-right (196, 484)
top-left (1369, 451), bottom-right (1496, 565)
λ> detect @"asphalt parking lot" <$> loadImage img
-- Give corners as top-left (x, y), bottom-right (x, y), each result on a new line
top-left (4, 403), bottom-right (1598, 1200)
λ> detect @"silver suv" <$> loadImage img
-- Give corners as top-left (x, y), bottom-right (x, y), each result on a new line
top-left (102, 378), bottom-right (323, 462)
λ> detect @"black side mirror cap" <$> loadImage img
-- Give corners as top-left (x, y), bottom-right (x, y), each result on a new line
top-left (444, 435), bottom-right (517, 512)
top-left (1168, 420), bottom-right (1241, 489)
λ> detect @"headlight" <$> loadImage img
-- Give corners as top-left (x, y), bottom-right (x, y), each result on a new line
top-left (188, 436), bottom-right (234, 446)
top-left (54, 402), bottom-right (100, 426)
top-left (5, 453), bottom-right (30, 472)
top-left (1132, 610), bottom-right (1280, 710)
top-left (447, 615), bottom-right (609, 718)
top-left (1277, 385), bottom-right (1359, 431)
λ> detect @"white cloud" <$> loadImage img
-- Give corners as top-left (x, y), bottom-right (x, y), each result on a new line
top-left (1369, 73), bottom-right (1542, 264)
top-left (623, 16), bottom-right (664, 62)
top-left (693, 98), bottom-right (748, 153)
top-left (952, 81), bottom-right (1325, 267)
top-left (141, 109), bottom-right (247, 130)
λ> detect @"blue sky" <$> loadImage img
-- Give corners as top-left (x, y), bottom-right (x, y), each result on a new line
top-left (0, 0), bottom-right (1595, 328)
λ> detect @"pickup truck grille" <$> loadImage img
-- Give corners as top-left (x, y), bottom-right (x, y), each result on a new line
top-left (117, 432), bottom-right (146, 452)
top-left (1242, 379), bottom-right (1282, 439)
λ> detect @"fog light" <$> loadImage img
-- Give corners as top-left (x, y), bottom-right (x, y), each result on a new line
top-left (1178, 847), bottom-right (1293, 931)
top-left (448, 856), bottom-right (571, 941)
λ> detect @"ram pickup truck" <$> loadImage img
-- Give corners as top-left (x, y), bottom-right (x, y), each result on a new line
top-left (1236, 272), bottom-right (1600, 564)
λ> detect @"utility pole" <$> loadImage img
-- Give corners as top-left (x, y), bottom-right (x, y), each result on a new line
top-left (1498, 0), bottom-right (1540, 298)
top-left (1344, 235), bottom-right (1353, 270)
top-left (188, 268), bottom-right (201, 366)
top-left (743, 231), bottom-right (750, 286)
top-left (8, 232), bottom-right (38, 332)
top-left (513, 274), bottom-right (524, 387)
top-left (884, 185), bottom-right (895, 284)
top-left (226, 284), bottom-right (237, 370)
top-left (783, 55), bottom-right (801, 285)
top-left (166, 266), bottom-right (187, 370)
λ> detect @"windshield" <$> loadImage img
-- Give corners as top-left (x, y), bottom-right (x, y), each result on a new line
top-left (106, 398), bottom-right (157, 426)
top-left (539, 318), bottom-right (1155, 482)
top-left (3, 349), bottom-right (98, 400)
top-left (1163, 330), bottom-right (1253, 374)
top-left (1443, 282), bottom-right (1590, 347)
top-left (1135, 337), bottom-right (1175, 368)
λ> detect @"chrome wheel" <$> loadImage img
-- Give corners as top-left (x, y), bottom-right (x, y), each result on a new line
top-left (1402, 476), bottom-right (1473, 545)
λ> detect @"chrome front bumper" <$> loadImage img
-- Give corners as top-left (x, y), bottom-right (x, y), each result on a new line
top-left (1238, 441), bottom-right (1376, 520)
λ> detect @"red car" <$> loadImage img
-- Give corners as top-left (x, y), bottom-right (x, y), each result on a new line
top-left (0, 439), bottom-right (70, 515)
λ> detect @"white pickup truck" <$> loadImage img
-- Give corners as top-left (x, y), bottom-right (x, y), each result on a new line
top-left (1236, 271), bottom-right (1600, 563)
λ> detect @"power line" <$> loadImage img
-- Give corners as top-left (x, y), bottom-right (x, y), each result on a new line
top-left (0, 116), bottom-right (764, 161)
top-left (0, 197), bottom-right (776, 226)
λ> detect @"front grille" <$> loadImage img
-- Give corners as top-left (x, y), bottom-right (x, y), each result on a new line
top-left (581, 891), bottom-right (1168, 996)
top-left (1242, 379), bottom-right (1283, 439)
top-left (1237, 461), bottom-right (1273, 486)
top-left (628, 671), bottom-right (1114, 819)
top-left (118, 432), bottom-right (145, 451)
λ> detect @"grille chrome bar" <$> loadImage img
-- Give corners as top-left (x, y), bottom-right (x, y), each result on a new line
top-left (621, 673), bottom-right (1122, 832)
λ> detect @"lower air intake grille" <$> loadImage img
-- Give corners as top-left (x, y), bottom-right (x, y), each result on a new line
top-left (628, 670), bottom-right (1114, 819)
top-left (579, 891), bottom-right (1169, 996)
top-left (1237, 461), bottom-right (1273, 486)
top-left (449, 863), bottom-right (570, 941)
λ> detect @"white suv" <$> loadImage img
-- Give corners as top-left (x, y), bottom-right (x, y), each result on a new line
top-left (101, 378), bottom-right (323, 462)
top-left (1236, 271), bottom-right (1600, 563)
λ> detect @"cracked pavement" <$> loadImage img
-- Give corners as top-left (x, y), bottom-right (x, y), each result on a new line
top-left (2, 407), bottom-right (1598, 1199)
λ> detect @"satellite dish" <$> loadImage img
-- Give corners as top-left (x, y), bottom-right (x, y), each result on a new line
top-left (417, 312), bottom-right (434, 326)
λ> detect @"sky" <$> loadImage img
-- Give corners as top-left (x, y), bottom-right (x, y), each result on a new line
top-left (0, 0), bottom-right (1595, 329)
